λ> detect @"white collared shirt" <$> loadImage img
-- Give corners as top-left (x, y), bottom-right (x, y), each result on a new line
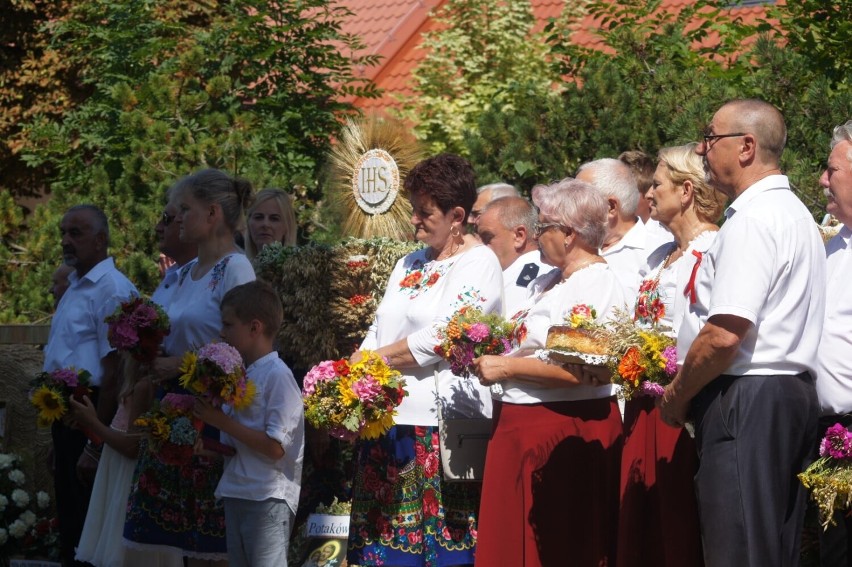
top-left (678, 175), bottom-right (826, 377)
top-left (150, 262), bottom-right (185, 309)
top-left (44, 257), bottom-right (138, 386)
top-left (216, 352), bottom-right (304, 514)
top-left (601, 220), bottom-right (649, 301)
top-left (817, 226), bottom-right (852, 414)
top-left (502, 250), bottom-right (549, 318)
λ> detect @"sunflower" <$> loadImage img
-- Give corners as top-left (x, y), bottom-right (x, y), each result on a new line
top-left (178, 352), bottom-right (198, 390)
top-left (231, 380), bottom-right (257, 412)
top-left (30, 386), bottom-right (66, 423)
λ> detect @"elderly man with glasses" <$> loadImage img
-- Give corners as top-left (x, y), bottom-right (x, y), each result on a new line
top-left (660, 99), bottom-right (826, 567)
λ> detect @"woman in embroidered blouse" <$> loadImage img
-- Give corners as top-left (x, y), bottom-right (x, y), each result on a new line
top-left (124, 168), bottom-right (256, 566)
top-left (472, 178), bottom-right (626, 567)
top-left (244, 188), bottom-right (297, 261)
top-left (616, 143), bottom-right (726, 567)
top-left (346, 154), bottom-right (504, 567)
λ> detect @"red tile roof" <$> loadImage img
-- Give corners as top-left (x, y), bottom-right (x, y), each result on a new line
top-left (339, 0), bottom-right (768, 111)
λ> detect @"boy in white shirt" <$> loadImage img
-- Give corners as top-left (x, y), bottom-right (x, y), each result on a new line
top-left (195, 280), bottom-right (305, 567)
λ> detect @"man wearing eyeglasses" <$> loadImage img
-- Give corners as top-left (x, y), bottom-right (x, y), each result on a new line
top-left (152, 186), bottom-right (198, 309)
top-left (43, 204), bottom-right (138, 564)
top-left (659, 99), bottom-right (825, 567)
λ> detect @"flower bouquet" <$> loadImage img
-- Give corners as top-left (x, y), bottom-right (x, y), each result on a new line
top-left (29, 367), bottom-right (93, 427)
top-left (799, 423), bottom-right (852, 529)
top-left (302, 350), bottom-right (407, 441)
top-left (434, 306), bottom-right (518, 379)
top-left (0, 453), bottom-right (60, 560)
top-left (105, 296), bottom-right (170, 363)
top-left (604, 309), bottom-right (677, 400)
top-left (179, 342), bottom-right (255, 409)
top-left (134, 393), bottom-right (203, 465)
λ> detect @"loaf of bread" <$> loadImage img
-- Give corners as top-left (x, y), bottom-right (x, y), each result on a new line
top-left (545, 325), bottom-right (609, 355)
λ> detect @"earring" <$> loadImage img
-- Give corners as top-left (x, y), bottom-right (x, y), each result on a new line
top-left (450, 225), bottom-right (461, 238)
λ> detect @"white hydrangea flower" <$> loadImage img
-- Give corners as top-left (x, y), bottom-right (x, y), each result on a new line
top-left (0, 494), bottom-right (7, 512)
top-left (8, 519), bottom-right (27, 538)
top-left (0, 453), bottom-right (15, 470)
top-left (11, 488), bottom-right (29, 508)
top-left (8, 468), bottom-right (25, 485)
top-left (0, 527), bottom-right (7, 546)
top-left (36, 491), bottom-right (50, 509)
top-left (20, 510), bottom-right (37, 527)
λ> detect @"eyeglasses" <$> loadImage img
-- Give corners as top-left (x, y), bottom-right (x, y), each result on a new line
top-left (160, 212), bottom-right (176, 226)
top-left (534, 222), bottom-right (568, 237)
top-left (702, 130), bottom-right (746, 144)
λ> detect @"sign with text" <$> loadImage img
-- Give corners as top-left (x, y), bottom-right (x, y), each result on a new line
top-left (352, 149), bottom-right (400, 215)
top-left (305, 513), bottom-right (350, 539)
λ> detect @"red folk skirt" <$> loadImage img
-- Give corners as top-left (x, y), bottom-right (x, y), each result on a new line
top-left (475, 397), bottom-right (623, 567)
top-left (616, 397), bottom-right (703, 567)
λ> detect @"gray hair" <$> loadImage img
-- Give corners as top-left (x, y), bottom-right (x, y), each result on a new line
top-left (173, 169), bottom-right (253, 232)
top-left (66, 204), bottom-right (110, 246)
top-left (477, 182), bottom-right (519, 200)
top-left (532, 177), bottom-right (608, 249)
top-left (831, 120), bottom-right (852, 165)
top-left (577, 158), bottom-right (639, 216)
top-left (481, 196), bottom-right (537, 233)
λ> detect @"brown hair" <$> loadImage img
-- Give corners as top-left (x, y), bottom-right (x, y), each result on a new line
top-left (220, 279), bottom-right (283, 338)
top-left (404, 154), bottom-right (476, 221)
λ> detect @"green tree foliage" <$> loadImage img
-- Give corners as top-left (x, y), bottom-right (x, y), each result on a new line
top-left (461, 0), bottom-right (851, 208)
top-left (0, 0), bottom-right (77, 199)
top-left (397, 0), bottom-right (565, 156)
top-left (1, 0), bottom-right (378, 322)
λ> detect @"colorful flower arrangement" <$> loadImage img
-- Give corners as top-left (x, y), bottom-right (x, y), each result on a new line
top-left (179, 342), bottom-right (254, 409)
top-left (799, 423), bottom-right (852, 529)
top-left (302, 350), bottom-right (407, 441)
top-left (434, 306), bottom-right (518, 378)
top-left (604, 309), bottom-right (677, 400)
top-left (105, 296), bottom-right (170, 363)
top-left (28, 368), bottom-right (92, 427)
top-left (0, 453), bottom-right (59, 560)
top-left (567, 304), bottom-right (598, 329)
top-left (134, 393), bottom-right (203, 465)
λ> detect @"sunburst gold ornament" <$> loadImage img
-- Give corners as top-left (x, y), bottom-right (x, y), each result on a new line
top-left (328, 115), bottom-right (422, 240)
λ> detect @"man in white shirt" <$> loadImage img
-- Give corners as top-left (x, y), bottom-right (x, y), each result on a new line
top-left (476, 196), bottom-right (548, 317)
top-left (467, 182), bottom-right (518, 236)
top-left (151, 185), bottom-right (198, 308)
top-left (619, 149), bottom-right (674, 254)
top-left (43, 204), bottom-right (137, 564)
top-left (576, 158), bottom-right (648, 300)
top-left (660, 99), bottom-right (825, 567)
top-left (815, 119), bottom-right (852, 566)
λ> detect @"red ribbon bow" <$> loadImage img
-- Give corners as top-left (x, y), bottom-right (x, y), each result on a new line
top-left (683, 250), bottom-right (703, 304)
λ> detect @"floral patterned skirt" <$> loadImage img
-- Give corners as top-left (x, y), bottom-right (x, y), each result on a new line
top-left (348, 425), bottom-right (480, 567)
top-left (123, 437), bottom-right (227, 559)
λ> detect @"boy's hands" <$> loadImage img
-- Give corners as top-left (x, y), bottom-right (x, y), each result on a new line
top-left (193, 398), bottom-right (224, 427)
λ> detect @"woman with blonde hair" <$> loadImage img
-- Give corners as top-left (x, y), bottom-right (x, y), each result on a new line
top-left (245, 188), bottom-right (297, 259)
top-left (617, 143), bottom-right (727, 567)
top-left (124, 168), bottom-right (256, 565)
